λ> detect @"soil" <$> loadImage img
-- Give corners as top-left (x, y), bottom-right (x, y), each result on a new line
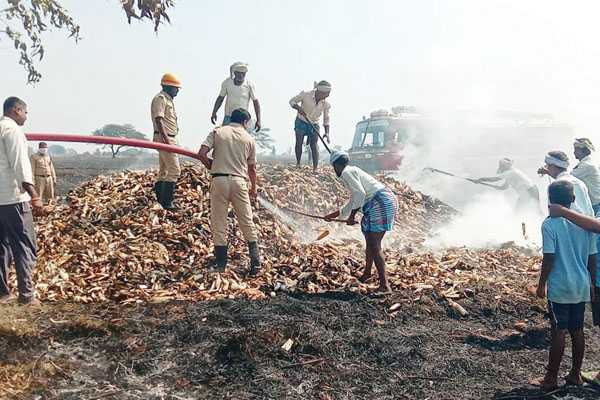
top-left (2, 288), bottom-right (600, 399)
top-left (53, 155), bottom-right (160, 196)
top-left (3, 159), bottom-right (599, 399)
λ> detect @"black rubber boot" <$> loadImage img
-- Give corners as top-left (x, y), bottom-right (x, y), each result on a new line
top-left (160, 181), bottom-right (177, 210)
top-left (248, 241), bottom-right (261, 276)
top-left (209, 246), bottom-right (228, 272)
top-left (153, 181), bottom-right (162, 201)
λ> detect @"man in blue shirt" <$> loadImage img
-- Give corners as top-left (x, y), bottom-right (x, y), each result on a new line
top-left (535, 180), bottom-right (597, 391)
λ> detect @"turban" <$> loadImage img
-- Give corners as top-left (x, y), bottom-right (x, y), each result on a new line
top-left (574, 138), bottom-right (595, 152)
top-left (314, 80), bottom-right (332, 93)
top-left (230, 62), bottom-right (248, 75)
top-left (545, 154), bottom-right (569, 169)
top-left (330, 150), bottom-right (349, 165)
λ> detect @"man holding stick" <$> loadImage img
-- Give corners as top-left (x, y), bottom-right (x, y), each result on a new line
top-left (289, 81), bottom-right (332, 171)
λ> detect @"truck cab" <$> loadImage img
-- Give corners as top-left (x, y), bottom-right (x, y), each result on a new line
top-left (349, 107), bottom-right (427, 172)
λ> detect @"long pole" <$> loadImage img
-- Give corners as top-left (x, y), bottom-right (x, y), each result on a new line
top-left (423, 167), bottom-right (502, 189)
top-left (305, 120), bottom-right (332, 154)
top-left (282, 207), bottom-right (347, 223)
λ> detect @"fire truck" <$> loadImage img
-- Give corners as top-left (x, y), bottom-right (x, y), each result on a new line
top-left (348, 106), bottom-right (431, 172)
top-left (348, 107), bottom-right (573, 173)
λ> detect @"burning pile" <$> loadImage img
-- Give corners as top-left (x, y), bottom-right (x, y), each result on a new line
top-left (31, 164), bottom-right (539, 304)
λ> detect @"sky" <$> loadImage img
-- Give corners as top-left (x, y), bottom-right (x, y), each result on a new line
top-left (3, 0), bottom-right (600, 155)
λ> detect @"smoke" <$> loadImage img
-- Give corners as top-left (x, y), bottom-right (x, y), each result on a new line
top-left (390, 108), bottom-right (551, 249)
top-left (425, 191), bottom-right (543, 249)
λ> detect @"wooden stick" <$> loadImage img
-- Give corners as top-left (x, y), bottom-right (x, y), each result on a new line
top-left (423, 167), bottom-right (503, 189)
top-left (282, 207), bottom-right (348, 223)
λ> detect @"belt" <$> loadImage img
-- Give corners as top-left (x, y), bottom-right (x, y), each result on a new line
top-left (211, 173), bottom-right (245, 179)
top-left (36, 175), bottom-right (51, 177)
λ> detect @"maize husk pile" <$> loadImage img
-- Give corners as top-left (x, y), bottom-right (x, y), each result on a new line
top-left (31, 164), bottom-right (539, 304)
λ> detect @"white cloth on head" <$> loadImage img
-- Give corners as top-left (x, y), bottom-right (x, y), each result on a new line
top-left (219, 77), bottom-right (257, 117)
top-left (499, 167), bottom-right (534, 196)
top-left (313, 81), bottom-right (332, 93)
top-left (554, 171), bottom-right (594, 216)
top-left (0, 116), bottom-right (33, 205)
top-left (545, 155), bottom-right (569, 169)
top-left (330, 151), bottom-right (348, 165)
top-left (337, 166), bottom-right (385, 219)
top-left (230, 62), bottom-right (248, 74)
top-left (289, 89), bottom-right (331, 126)
top-left (572, 155), bottom-right (600, 205)
top-left (574, 138), bottom-right (595, 152)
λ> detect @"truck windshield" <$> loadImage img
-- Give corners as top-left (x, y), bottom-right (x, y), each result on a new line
top-left (352, 119), bottom-right (390, 148)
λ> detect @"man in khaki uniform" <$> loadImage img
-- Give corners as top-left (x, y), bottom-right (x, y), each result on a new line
top-left (198, 108), bottom-right (261, 275)
top-left (30, 142), bottom-right (56, 204)
top-left (151, 73), bottom-right (182, 210)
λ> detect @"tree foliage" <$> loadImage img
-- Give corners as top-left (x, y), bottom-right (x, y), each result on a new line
top-left (48, 144), bottom-right (66, 155)
top-left (251, 125), bottom-right (275, 153)
top-left (1, 0), bottom-right (175, 83)
top-left (93, 123), bottom-right (147, 158)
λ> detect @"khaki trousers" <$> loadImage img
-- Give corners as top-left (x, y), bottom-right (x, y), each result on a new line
top-left (153, 134), bottom-right (181, 182)
top-left (210, 176), bottom-right (258, 246)
top-left (34, 176), bottom-right (54, 203)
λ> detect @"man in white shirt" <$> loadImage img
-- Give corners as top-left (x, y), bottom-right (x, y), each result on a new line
top-left (474, 158), bottom-right (541, 216)
top-left (211, 62), bottom-right (261, 132)
top-left (0, 97), bottom-right (43, 305)
top-left (572, 138), bottom-right (600, 214)
top-left (538, 151), bottom-right (594, 216)
top-left (289, 81), bottom-right (332, 172)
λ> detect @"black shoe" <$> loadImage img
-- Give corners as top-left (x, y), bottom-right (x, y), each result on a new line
top-left (209, 246), bottom-right (228, 272)
top-left (153, 181), bottom-right (163, 201)
top-left (248, 241), bottom-right (261, 276)
top-left (160, 181), bottom-right (178, 210)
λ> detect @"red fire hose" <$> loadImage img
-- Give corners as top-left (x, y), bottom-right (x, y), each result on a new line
top-left (25, 133), bottom-right (201, 160)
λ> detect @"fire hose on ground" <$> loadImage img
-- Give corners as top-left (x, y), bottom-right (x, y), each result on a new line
top-left (25, 133), bottom-right (201, 160)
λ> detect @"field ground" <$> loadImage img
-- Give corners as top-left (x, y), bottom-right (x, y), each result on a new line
top-left (3, 156), bottom-right (599, 399)
top-left (2, 288), bottom-right (600, 399)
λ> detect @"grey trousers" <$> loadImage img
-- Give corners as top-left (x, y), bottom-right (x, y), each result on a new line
top-left (0, 202), bottom-right (37, 299)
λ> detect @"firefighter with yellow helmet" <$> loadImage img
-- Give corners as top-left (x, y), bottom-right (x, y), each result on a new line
top-left (151, 73), bottom-right (182, 210)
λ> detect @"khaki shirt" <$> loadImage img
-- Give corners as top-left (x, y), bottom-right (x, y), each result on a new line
top-left (151, 91), bottom-right (178, 137)
top-left (289, 89), bottom-right (331, 126)
top-left (202, 123), bottom-right (256, 179)
top-left (30, 153), bottom-right (56, 179)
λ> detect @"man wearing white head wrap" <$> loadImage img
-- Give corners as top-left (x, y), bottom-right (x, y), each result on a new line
top-left (473, 158), bottom-right (541, 216)
top-left (289, 80), bottom-right (332, 171)
top-left (571, 139), bottom-right (600, 339)
top-left (572, 138), bottom-right (600, 210)
top-left (539, 150), bottom-right (594, 216)
top-left (211, 62), bottom-right (261, 131)
top-left (323, 151), bottom-right (398, 295)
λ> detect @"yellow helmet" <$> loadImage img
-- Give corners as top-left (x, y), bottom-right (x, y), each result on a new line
top-left (161, 73), bottom-right (182, 88)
